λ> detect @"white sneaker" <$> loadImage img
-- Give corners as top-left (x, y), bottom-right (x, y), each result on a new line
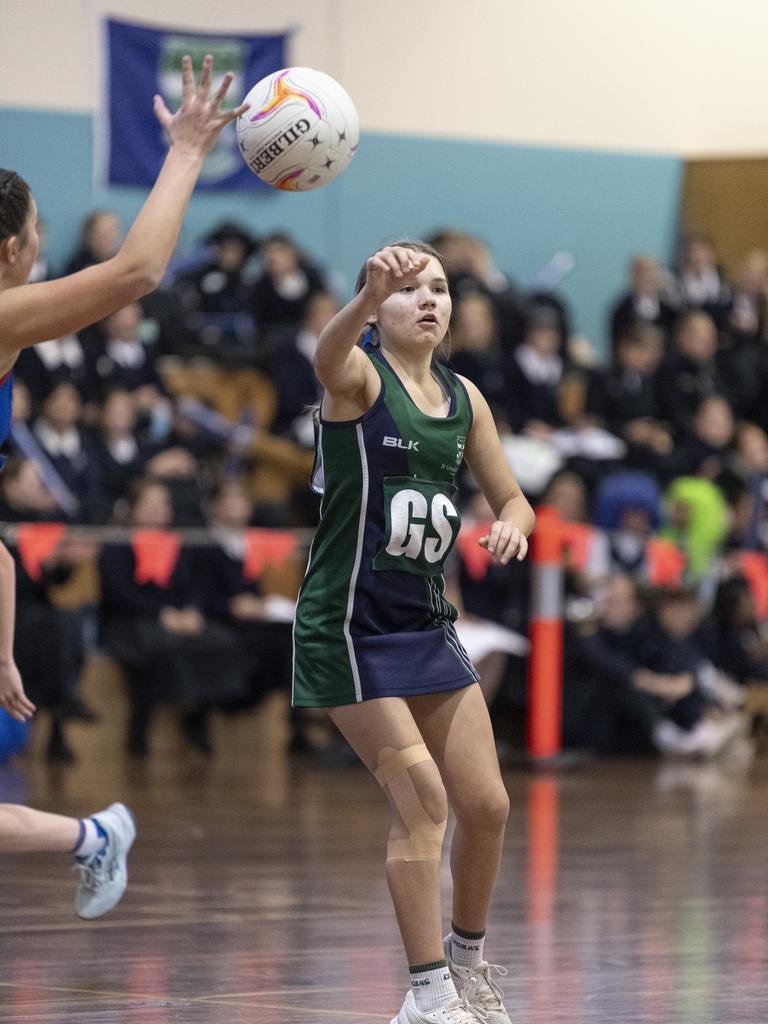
top-left (74, 803), bottom-right (136, 919)
top-left (444, 937), bottom-right (511, 1024)
top-left (390, 988), bottom-right (487, 1024)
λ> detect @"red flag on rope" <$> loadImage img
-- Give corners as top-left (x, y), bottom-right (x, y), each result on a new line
top-left (132, 530), bottom-right (181, 587)
top-left (738, 551), bottom-right (768, 620)
top-left (560, 521), bottom-right (596, 573)
top-left (244, 529), bottom-right (297, 582)
top-left (16, 522), bottom-right (66, 581)
top-left (457, 522), bottom-right (493, 581)
top-left (646, 538), bottom-right (687, 588)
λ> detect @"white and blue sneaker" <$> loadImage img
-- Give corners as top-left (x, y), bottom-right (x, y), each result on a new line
top-left (74, 803), bottom-right (136, 919)
top-left (444, 936), bottom-right (511, 1024)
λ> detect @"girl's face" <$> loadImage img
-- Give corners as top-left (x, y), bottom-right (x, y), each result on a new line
top-left (374, 255), bottom-right (451, 354)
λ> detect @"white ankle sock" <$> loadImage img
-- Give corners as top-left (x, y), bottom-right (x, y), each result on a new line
top-left (409, 960), bottom-right (457, 1012)
top-left (450, 926), bottom-right (486, 968)
top-left (74, 818), bottom-right (107, 859)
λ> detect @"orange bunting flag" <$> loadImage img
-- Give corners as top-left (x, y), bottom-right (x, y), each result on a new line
top-left (646, 538), bottom-right (687, 588)
top-left (16, 522), bottom-right (66, 581)
top-left (560, 522), bottom-right (596, 573)
top-left (132, 530), bottom-right (182, 588)
top-left (738, 551), bottom-right (768, 620)
top-left (244, 529), bottom-right (298, 582)
top-left (457, 522), bottom-right (494, 581)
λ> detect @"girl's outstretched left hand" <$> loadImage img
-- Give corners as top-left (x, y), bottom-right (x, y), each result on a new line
top-left (478, 522), bottom-right (528, 564)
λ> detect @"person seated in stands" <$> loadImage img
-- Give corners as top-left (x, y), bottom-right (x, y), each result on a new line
top-left (0, 456), bottom-right (57, 522)
top-left (735, 422), bottom-right (768, 480)
top-left (668, 394), bottom-right (737, 482)
top-left (32, 382), bottom-right (107, 521)
top-left (269, 291), bottom-right (337, 446)
top-left (567, 575), bottom-right (696, 755)
top-left (590, 471), bottom-right (661, 579)
top-left (93, 303), bottom-right (167, 406)
top-left (655, 311), bottom-right (725, 437)
top-left (609, 255), bottom-right (677, 350)
top-left (98, 478), bottom-right (245, 757)
top-left (670, 233), bottom-right (732, 327)
top-left (703, 576), bottom-right (768, 687)
top-left (251, 232), bottom-right (327, 346)
top-left (11, 532), bottom-right (99, 762)
top-left (505, 305), bottom-right (567, 434)
top-left (641, 586), bottom-right (744, 754)
top-left (173, 221), bottom-right (258, 358)
top-left (728, 250), bottom-right (768, 344)
top-left (426, 228), bottom-right (527, 349)
top-left (588, 324), bottom-right (673, 463)
top-left (449, 291), bottom-right (508, 418)
top-left (89, 390), bottom-right (152, 509)
top-left (13, 331), bottom-right (94, 415)
top-left (63, 209), bottom-right (122, 275)
top-left (197, 478), bottom-right (294, 708)
top-left (661, 476), bottom-right (730, 578)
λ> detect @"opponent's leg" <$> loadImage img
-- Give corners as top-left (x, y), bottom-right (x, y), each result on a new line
top-left (0, 804), bottom-right (80, 853)
top-left (0, 802), bottom-right (136, 920)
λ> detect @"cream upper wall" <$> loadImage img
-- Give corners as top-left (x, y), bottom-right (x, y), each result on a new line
top-left (2, 0), bottom-right (768, 156)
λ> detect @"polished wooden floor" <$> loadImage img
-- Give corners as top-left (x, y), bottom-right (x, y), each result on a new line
top-left (2, 666), bottom-right (768, 1023)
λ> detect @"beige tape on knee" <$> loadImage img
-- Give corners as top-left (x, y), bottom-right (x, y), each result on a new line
top-left (374, 743), bottom-right (446, 863)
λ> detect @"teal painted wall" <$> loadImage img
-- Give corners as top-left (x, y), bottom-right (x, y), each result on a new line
top-left (1, 107), bottom-right (683, 354)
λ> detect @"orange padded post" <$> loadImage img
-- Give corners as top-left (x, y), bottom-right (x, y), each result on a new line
top-left (527, 506), bottom-right (565, 759)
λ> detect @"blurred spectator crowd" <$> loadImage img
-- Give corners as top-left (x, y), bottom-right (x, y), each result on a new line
top-left (3, 213), bottom-right (768, 765)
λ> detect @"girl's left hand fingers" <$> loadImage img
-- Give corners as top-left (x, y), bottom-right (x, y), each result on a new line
top-left (485, 521), bottom-right (505, 555)
top-left (498, 527), bottom-right (522, 564)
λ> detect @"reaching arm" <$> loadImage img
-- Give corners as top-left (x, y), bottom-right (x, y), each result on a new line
top-left (313, 246), bottom-right (428, 399)
top-left (0, 55), bottom-right (249, 357)
top-left (461, 375), bottom-right (535, 565)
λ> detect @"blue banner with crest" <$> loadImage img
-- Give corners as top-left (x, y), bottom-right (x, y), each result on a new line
top-left (102, 18), bottom-right (286, 190)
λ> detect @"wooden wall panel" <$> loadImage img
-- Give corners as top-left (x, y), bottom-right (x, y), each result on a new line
top-left (682, 160), bottom-right (768, 273)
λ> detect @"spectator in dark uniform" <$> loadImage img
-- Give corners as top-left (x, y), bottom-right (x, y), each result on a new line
top-left (89, 390), bottom-right (151, 509)
top-left (448, 292), bottom-right (508, 420)
top-left (269, 292), bottom-right (336, 446)
top-left (609, 255), bottom-right (676, 350)
top-left (505, 305), bottom-right (566, 433)
top-left (251, 232), bottom-right (326, 346)
top-left (173, 221), bottom-right (258, 359)
top-left (656, 311), bottom-right (724, 437)
top-left (99, 479), bottom-right (244, 757)
top-left (670, 232), bottom-right (732, 328)
top-left (197, 479), bottom-right (294, 706)
top-left (14, 333), bottom-right (95, 415)
top-left (32, 382), bottom-right (107, 521)
top-left (63, 210), bottom-right (121, 276)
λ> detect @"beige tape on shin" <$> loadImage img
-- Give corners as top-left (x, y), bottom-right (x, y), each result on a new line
top-left (374, 743), bottom-right (446, 863)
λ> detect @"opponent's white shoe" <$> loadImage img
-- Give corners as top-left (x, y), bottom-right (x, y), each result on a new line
top-left (390, 988), bottom-right (488, 1024)
top-left (74, 803), bottom-right (136, 919)
top-left (444, 937), bottom-right (511, 1024)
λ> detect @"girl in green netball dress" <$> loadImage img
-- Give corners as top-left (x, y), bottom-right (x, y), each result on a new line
top-left (293, 242), bottom-right (534, 1024)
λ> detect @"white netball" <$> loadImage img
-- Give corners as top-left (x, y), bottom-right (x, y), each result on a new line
top-left (236, 67), bottom-right (359, 191)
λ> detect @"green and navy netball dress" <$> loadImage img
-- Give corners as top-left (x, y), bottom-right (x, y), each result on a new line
top-left (293, 347), bottom-right (480, 707)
